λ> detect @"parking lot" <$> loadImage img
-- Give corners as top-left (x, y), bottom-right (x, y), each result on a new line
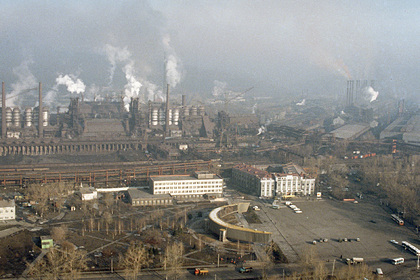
top-left (251, 197), bottom-right (420, 276)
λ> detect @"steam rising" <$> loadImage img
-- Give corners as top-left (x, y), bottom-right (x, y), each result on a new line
top-left (56, 74), bottom-right (86, 94)
top-left (123, 62), bottom-right (142, 111)
top-left (163, 34), bottom-right (182, 88)
top-left (104, 44), bottom-right (131, 85)
top-left (212, 80), bottom-right (227, 98)
top-left (364, 86), bottom-right (379, 102)
top-left (9, 60), bottom-right (38, 107)
top-left (296, 99), bottom-right (306, 106)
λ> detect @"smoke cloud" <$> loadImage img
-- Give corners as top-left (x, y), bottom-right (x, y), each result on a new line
top-left (364, 86), bottom-right (379, 102)
top-left (9, 59), bottom-right (38, 107)
top-left (123, 62), bottom-right (143, 111)
top-left (163, 34), bottom-right (183, 88)
top-left (296, 99), bottom-right (306, 106)
top-left (104, 44), bottom-right (131, 85)
top-left (212, 80), bottom-right (227, 98)
top-left (56, 74), bottom-right (86, 94)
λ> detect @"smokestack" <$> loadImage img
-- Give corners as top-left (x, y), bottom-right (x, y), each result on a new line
top-left (1, 82), bottom-right (5, 139)
top-left (38, 82), bottom-right (43, 138)
top-left (346, 80), bottom-right (354, 107)
top-left (182, 94), bottom-right (186, 106)
top-left (165, 84), bottom-right (170, 135)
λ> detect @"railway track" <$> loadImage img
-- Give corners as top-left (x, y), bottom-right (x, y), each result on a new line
top-left (0, 160), bottom-right (214, 187)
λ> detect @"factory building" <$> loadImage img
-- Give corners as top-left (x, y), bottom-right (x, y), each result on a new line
top-left (0, 81), bottom-right (213, 156)
top-left (231, 164), bottom-right (276, 197)
top-left (127, 189), bottom-right (173, 207)
top-left (381, 113), bottom-right (420, 146)
top-left (232, 163), bottom-right (315, 198)
top-left (149, 171), bottom-right (223, 198)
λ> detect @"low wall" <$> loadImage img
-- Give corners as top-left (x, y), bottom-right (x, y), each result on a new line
top-left (208, 203), bottom-right (271, 243)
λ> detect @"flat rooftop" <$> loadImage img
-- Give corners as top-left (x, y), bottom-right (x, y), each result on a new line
top-left (127, 189), bottom-right (171, 199)
top-left (330, 124), bottom-right (370, 140)
top-left (150, 174), bottom-right (222, 181)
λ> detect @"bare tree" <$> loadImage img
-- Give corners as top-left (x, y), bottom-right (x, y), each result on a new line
top-left (165, 242), bottom-right (184, 280)
top-left (51, 225), bottom-right (68, 244)
top-left (119, 242), bottom-right (150, 280)
top-left (103, 211), bottom-right (113, 235)
top-left (28, 246), bottom-right (86, 280)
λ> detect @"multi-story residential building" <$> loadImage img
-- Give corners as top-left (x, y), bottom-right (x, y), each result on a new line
top-left (232, 164), bottom-right (276, 197)
top-left (274, 174), bottom-right (315, 196)
top-left (232, 163), bottom-right (315, 197)
top-left (0, 199), bottom-right (15, 221)
top-left (149, 171), bottom-right (223, 198)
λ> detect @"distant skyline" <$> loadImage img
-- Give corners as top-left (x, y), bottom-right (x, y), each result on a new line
top-left (0, 0), bottom-right (418, 109)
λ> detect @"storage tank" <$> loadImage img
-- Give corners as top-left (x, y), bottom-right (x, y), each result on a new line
top-left (33, 108), bottom-right (39, 127)
top-left (158, 108), bottom-right (165, 125)
top-left (151, 107), bottom-right (158, 126)
top-left (183, 106), bottom-right (190, 116)
top-left (13, 107), bottom-right (21, 127)
top-left (198, 105), bottom-right (205, 116)
top-left (191, 106), bottom-right (198, 116)
top-left (24, 108), bottom-right (32, 127)
top-left (173, 108), bottom-right (180, 126)
top-left (168, 109), bottom-right (172, 125)
top-left (6, 107), bottom-right (13, 127)
top-left (42, 107), bottom-right (49, 127)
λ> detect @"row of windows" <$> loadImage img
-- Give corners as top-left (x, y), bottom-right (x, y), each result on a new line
top-left (155, 185), bottom-right (222, 190)
top-left (0, 216), bottom-right (14, 220)
top-left (154, 180), bottom-right (222, 186)
top-left (155, 189), bottom-right (222, 194)
top-left (0, 209), bottom-right (14, 213)
top-left (134, 199), bottom-right (171, 205)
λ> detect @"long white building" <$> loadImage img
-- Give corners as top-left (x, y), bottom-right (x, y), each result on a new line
top-left (149, 171), bottom-right (223, 198)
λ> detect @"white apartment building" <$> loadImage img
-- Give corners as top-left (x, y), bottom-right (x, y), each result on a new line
top-left (0, 199), bottom-right (16, 221)
top-left (149, 171), bottom-right (223, 198)
top-left (232, 164), bottom-right (276, 197)
top-left (275, 174), bottom-right (315, 196)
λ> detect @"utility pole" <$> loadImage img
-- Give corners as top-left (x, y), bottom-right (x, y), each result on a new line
top-left (332, 259), bottom-right (336, 276)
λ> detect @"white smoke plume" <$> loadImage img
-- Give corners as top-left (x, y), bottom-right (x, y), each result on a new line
top-left (104, 44), bottom-right (131, 85)
top-left (56, 74), bottom-right (86, 94)
top-left (212, 80), bottom-right (227, 98)
top-left (143, 81), bottom-right (163, 101)
top-left (123, 62), bottom-right (142, 111)
top-left (163, 34), bottom-right (182, 88)
top-left (9, 59), bottom-right (38, 106)
top-left (296, 99), bottom-right (306, 106)
top-left (86, 84), bottom-right (100, 101)
top-left (364, 86), bottom-right (379, 102)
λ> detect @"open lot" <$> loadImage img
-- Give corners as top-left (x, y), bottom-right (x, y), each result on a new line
top-left (251, 198), bottom-right (420, 277)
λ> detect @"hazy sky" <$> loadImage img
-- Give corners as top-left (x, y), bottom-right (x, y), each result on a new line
top-left (0, 0), bottom-right (419, 108)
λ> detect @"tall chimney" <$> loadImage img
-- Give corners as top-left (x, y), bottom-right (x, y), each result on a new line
top-left (165, 84), bottom-right (170, 135)
top-left (1, 82), bottom-right (6, 139)
top-left (182, 94), bottom-right (186, 107)
top-left (38, 82), bottom-right (43, 138)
